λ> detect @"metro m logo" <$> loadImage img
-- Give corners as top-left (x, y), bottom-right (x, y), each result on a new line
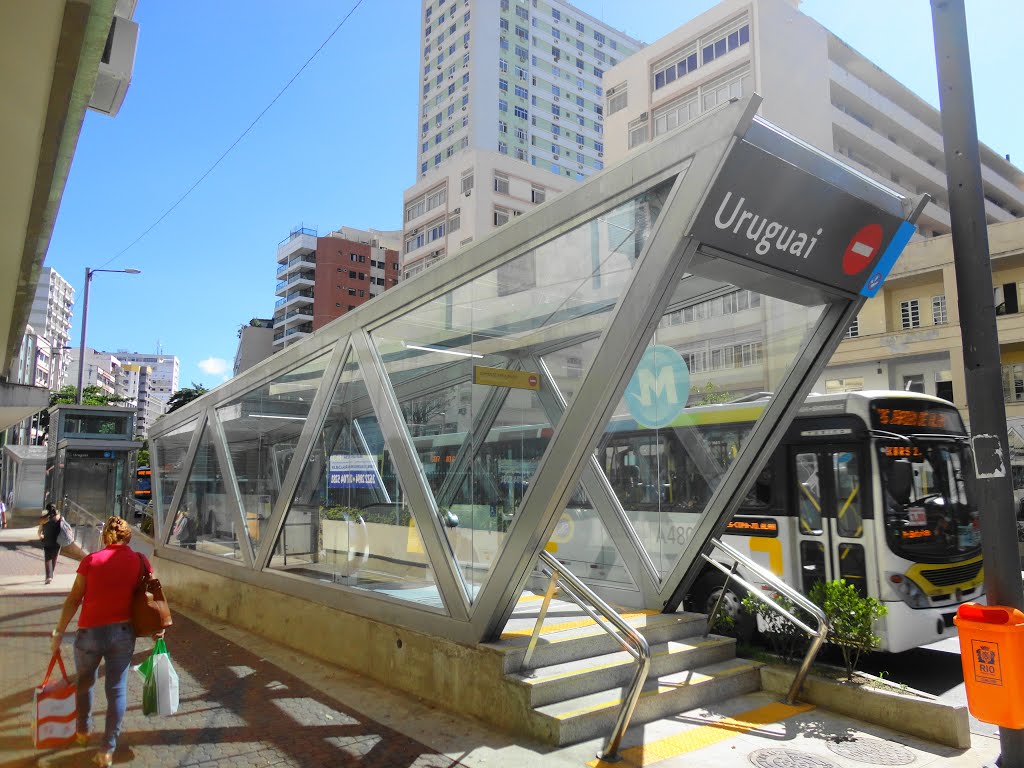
top-left (635, 366), bottom-right (680, 407)
top-left (625, 345), bottom-right (691, 429)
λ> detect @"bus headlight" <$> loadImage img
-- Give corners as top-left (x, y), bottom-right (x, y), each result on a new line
top-left (886, 572), bottom-right (929, 609)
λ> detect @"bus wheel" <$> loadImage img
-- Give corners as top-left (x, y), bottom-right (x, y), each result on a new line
top-left (693, 572), bottom-right (754, 642)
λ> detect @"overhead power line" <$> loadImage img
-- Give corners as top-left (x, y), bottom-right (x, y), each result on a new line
top-left (99, 0), bottom-right (367, 269)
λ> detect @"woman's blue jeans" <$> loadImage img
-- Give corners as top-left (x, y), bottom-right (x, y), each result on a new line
top-left (74, 622), bottom-right (136, 753)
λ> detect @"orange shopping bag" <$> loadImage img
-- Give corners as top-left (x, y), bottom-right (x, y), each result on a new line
top-left (33, 651), bottom-right (77, 748)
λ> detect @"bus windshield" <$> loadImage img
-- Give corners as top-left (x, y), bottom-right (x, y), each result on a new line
top-left (879, 441), bottom-right (980, 563)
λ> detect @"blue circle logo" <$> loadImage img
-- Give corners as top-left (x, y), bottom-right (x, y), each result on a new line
top-left (625, 345), bottom-right (690, 429)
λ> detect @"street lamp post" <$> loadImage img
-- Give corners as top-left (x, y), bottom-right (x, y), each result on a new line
top-left (76, 267), bottom-right (141, 405)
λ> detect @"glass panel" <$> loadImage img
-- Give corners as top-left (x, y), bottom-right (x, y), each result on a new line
top-left (372, 182), bottom-right (675, 598)
top-left (833, 450), bottom-right (862, 537)
top-left (152, 418), bottom-right (198, 533)
top-left (168, 423), bottom-right (242, 561)
top-left (796, 452), bottom-right (823, 535)
top-left (267, 353), bottom-right (442, 609)
top-left (596, 272), bottom-right (826, 582)
top-left (800, 540), bottom-right (825, 594)
top-left (217, 352), bottom-right (332, 551)
top-left (547, 483), bottom-right (634, 586)
top-left (838, 543), bottom-right (867, 597)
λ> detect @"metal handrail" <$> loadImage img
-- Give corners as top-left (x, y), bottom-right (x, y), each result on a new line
top-left (522, 550), bottom-right (651, 762)
top-left (701, 538), bottom-right (829, 705)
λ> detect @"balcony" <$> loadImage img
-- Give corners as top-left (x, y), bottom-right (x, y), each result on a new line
top-left (274, 270), bottom-right (315, 296)
top-left (273, 307), bottom-right (314, 329)
top-left (272, 321), bottom-right (313, 347)
top-left (276, 252), bottom-right (317, 277)
top-left (274, 289), bottom-right (314, 310)
top-left (276, 229), bottom-right (317, 261)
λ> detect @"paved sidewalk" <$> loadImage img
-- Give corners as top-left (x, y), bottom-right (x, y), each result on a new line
top-left (0, 526), bottom-right (1005, 767)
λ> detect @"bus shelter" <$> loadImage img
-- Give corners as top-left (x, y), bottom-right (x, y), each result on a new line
top-left (150, 96), bottom-right (923, 645)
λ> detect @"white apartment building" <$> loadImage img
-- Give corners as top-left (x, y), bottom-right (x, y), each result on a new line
top-left (120, 363), bottom-right (167, 438)
top-left (67, 348), bottom-right (122, 397)
top-left (27, 267), bottom-right (75, 388)
top-left (603, 0), bottom-right (1024, 237)
top-left (402, 0), bottom-right (643, 278)
top-left (110, 350), bottom-right (180, 404)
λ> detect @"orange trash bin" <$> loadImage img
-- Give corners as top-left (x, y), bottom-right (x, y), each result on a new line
top-left (955, 602), bottom-right (1024, 728)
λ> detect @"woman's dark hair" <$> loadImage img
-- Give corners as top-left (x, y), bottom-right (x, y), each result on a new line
top-left (45, 503), bottom-right (57, 518)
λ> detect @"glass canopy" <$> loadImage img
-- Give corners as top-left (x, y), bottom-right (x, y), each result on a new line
top-left (151, 96), bottom-right (921, 644)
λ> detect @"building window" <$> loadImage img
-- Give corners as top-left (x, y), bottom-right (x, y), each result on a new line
top-left (531, 186), bottom-right (545, 204)
top-left (461, 171), bottom-right (473, 194)
top-left (499, 98), bottom-right (508, 112)
top-left (514, 105), bottom-right (528, 119)
top-left (700, 17), bottom-right (750, 66)
top-left (826, 377), bottom-right (865, 394)
top-left (628, 117), bottom-right (649, 149)
top-left (494, 207), bottom-right (510, 226)
top-left (900, 299), bottom-right (921, 329)
top-left (932, 295), bottom-right (948, 325)
top-left (1002, 363), bottom-right (1024, 402)
top-left (903, 374), bottom-right (925, 393)
top-left (608, 84), bottom-right (627, 115)
top-left (653, 47), bottom-right (698, 91)
top-left (494, 172), bottom-right (509, 194)
top-left (846, 316), bottom-right (859, 338)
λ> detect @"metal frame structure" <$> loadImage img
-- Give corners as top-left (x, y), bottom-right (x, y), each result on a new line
top-left (149, 95), bottom-right (923, 645)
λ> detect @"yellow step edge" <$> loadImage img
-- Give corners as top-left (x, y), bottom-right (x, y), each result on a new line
top-left (553, 662), bottom-right (761, 720)
top-left (524, 637), bottom-right (728, 685)
top-left (587, 701), bottom-right (815, 768)
top-left (501, 611), bottom-right (656, 640)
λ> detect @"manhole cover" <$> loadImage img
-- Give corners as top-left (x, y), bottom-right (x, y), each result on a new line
top-left (826, 737), bottom-right (915, 765)
top-left (748, 748), bottom-right (841, 768)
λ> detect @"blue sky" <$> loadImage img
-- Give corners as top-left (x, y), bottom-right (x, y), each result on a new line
top-left (46, 1), bottom-right (1023, 391)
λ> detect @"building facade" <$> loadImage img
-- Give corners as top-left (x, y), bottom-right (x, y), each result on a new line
top-left (234, 318), bottom-right (275, 376)
top-left (274, 227), bottom-right (400, 350)
top-left (26, 267), bottom-right (75, 388)
top-left (602, 0), bottom-right (1024, 237)
top-left (402, 0), bottom-right (643, 277)
top-left (67, 348), bottom-right (122, 397)
top-left (110, 351), bottom-right (180, 405)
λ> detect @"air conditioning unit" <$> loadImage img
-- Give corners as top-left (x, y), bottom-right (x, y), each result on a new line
top-left (89, 15), bottom-right (139, 116)
top-left (640, 111), bottom-right (649, 121)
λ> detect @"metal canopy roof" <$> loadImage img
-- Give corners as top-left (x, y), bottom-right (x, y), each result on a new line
top-left (150, 96), bottom-right (922, 644)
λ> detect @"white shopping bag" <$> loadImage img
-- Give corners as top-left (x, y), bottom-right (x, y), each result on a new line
top-left (153, 651), bottom-right (179, 716)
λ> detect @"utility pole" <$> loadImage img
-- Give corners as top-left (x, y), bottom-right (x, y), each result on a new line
top-left (931, 2), bottom-right (1024, 765)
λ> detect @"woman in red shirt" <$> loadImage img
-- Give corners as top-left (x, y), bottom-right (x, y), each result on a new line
top-left (49, 517), bottom-right (159, 767)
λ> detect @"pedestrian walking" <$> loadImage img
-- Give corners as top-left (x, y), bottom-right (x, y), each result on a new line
top-left (49, 516), bottom-right (163, 767)
top-left (37, 503), bottom-right (62, 584)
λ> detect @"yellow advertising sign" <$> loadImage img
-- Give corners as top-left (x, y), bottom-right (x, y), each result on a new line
top-left (473, 366), bottom-right (541, 391)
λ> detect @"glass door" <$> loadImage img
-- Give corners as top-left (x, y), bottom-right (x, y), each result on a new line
top-left (792, 445), bottom-right (870, 597)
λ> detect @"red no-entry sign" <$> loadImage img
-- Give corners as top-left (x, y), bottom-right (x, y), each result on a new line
top-left (843, 223), bottom-right (883, 275)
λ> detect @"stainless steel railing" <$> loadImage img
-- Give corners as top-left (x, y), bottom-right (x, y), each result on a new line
top-left (61, 498), bottom-right (107, 554)
top-left (702, 538), bottom-right (829, 705)
top-left (521, 550), bottom-right (651, 762)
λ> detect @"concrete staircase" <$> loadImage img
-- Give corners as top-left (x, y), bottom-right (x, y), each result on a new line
top-left (483, 596), bottom-right (763, 747)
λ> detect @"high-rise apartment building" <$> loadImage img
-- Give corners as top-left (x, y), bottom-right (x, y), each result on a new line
top-left (110, 351), bottom-right (180, 404)
top-left (274, 226), bottom-right (401, 350)
top-left (120, 363), bottom-right (167, 438)
top-left (603, 0), bottom-right (1024, 237)
top-left (27, 267), bottom-right (75, 388)
top-left (598, 0), bottom-right (1024, 409)
top-left (402, 0), bottom-right (642, 278)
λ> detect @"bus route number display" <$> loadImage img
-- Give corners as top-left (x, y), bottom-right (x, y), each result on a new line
top-left (726, 517), bottom-right (779, 538)
top-left (870, 399), bottom-right (963, 434)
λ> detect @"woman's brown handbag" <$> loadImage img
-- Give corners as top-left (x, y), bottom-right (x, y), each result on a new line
top-left (132, 553), bottom-right (172, 636)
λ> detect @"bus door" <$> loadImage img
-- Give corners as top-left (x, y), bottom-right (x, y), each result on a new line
top-left (791, 444), bottom-right (872, 598)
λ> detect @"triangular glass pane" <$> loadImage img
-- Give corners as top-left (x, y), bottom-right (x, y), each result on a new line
top-left (166, 422), bottom-right (243, 562)
top-left (371, 181), bottom-right (674, 601)
top-left (216, 351), bottom-right (332, 552)
top-left (545, 481), bottom-right (636, 588)
top-left (595, 274), bottom-right (826, 582)
top-left (151, 417), bottom-right (198, 535)
top-left (266, 353), bottom-right (443, 610)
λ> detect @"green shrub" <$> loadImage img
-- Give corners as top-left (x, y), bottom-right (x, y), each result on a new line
top-left (808, 579), bottom-right (888, 677)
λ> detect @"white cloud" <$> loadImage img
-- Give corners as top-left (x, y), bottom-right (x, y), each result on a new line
top-left (198, 357), bottom-right (229, 376)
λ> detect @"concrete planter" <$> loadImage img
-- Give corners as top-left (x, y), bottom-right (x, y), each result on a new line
top-left (761, 664), bottom-right (970, 749)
